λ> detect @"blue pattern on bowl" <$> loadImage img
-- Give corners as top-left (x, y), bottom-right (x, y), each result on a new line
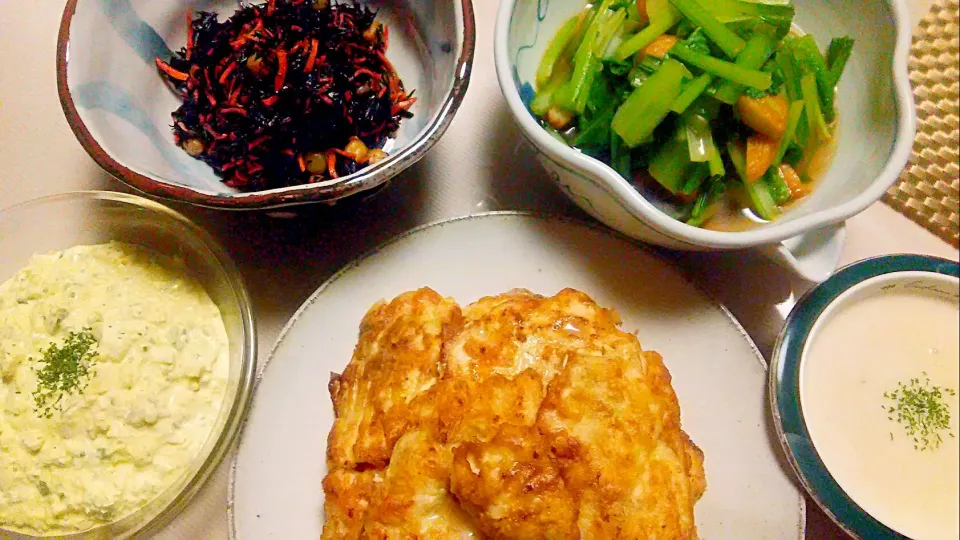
top-left (100, 0), bottom-right (173, 63)
top-left (73, 81), bottom-right (218, 189)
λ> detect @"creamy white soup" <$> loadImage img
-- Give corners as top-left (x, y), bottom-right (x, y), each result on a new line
top-left (802, 279), bottom-right (960, 540)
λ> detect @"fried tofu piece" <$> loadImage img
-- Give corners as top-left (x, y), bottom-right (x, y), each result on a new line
top-left (322, 288), bottom-right (705, 539)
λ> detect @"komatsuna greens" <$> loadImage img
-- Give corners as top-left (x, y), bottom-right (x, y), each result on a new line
top-left (531, 0), bottom-right (854, 229)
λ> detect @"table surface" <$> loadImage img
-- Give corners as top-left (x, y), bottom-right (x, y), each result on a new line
top-left (1, 0), bottom-right (955, 538)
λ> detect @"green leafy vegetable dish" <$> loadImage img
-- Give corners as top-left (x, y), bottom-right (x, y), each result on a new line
top-left (532, 0), bottom-right (854, 229)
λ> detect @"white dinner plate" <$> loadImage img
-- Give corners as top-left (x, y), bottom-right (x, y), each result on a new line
top-left (228, 212), bottom-right (805, 539)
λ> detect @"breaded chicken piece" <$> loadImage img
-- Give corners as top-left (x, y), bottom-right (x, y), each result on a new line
top-left (323, 430), bottom-right (479, 539)
top-left (327, 288), bottom-right (462, 468)
top-left (442, 289), bottom-right (624, 385)
top-left (322, 468), bottom-right (383, 539)
top-left (436, 371), bottom-right (544, 445)
top-left (357, 430), bottom-right (479, 538)
top-left (537, 349), bottom-right (705, 539)
top-left (450, 425), bottom-right (579, 539)
top-left (449, 331), bottom-right (704, 539)
top-left (322, 288), bottom-right (705, 539)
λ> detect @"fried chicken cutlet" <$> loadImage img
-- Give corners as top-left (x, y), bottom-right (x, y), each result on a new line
top-left (322, 288), bottom-right (706, 539)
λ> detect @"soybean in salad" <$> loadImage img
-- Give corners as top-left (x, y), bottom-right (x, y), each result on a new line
top-left (531, 0), bottom-right (854, 229)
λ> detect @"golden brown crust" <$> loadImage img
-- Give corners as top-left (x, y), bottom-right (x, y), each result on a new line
top-left (537, 349), bottom-right (702, 539)
top-left (436, 371), bottom-right (544, 446)
top-left (321, 468), bottom-right (382, 539)
top-left (450, 426), bottom-right (580, 539)
top-left (327, 288), bottom-right (462, 468)
top-left (323, 430), bottom-right (477, 540)
top-left (322, 288), bottom-right (706, 539)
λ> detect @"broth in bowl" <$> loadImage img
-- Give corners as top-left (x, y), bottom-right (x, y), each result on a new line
top-left (701, 134), bottom-right (837, 232)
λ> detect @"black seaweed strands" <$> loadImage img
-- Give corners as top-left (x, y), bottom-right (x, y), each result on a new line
top-left (155, 0), bottom-right (415, 190)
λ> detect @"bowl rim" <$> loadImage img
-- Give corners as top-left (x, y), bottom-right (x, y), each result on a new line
top-left (494, 0), bottom-right (918, 249)
top-left (768, 254), bottom-right (959, 540)
top-left (56, 0), bottom-right (477, 210)
top-left (0, 190), bottom-right (258, 538)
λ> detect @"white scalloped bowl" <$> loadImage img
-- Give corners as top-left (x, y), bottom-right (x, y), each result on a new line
top-left (495, 0), bottom-right (917, 280)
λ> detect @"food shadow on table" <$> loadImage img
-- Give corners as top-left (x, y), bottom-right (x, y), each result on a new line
top-left (173, 163), bottom-right (432, 323)
top-left (672, 248), bottom-right (807, 359)
top-left (476, 100), bottom-right (588, 214)
top-left (156, 104), bottom-right (585, 333)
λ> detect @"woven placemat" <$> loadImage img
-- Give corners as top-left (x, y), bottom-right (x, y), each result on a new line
top-left (883, 0), bottom-right (960, 247)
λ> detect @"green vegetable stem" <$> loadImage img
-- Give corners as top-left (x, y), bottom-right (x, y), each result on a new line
top-left (612, 58), bottom-right (690, 146)
top-left (668, 0), bottom-right (745, 58)
top-left (528, 0), bottom-right (855, 229)
top-left (669, 42), bottom-right (772, 90)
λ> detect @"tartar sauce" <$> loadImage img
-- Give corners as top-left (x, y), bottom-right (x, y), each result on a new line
top-left (0, 242), bottom-right (229, 536)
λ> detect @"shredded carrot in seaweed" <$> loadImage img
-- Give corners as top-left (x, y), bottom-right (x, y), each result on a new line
top-left (156, 58), bottom-right (188, 81)
top-left (305, 38), bottom-right (319, 73)
top-left (155, 0), bottom-right (413, 190)
top-left (326, 150), bottom-right (338, 178)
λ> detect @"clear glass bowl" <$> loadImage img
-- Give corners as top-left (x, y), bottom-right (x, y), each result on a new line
top-left (0, 191), bottom-right (257, 539)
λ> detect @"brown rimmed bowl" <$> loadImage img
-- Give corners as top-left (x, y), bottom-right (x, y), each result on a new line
top-left (56, 0), bottom-right (475, 210)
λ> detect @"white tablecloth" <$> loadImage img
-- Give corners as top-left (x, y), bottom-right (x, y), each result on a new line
top-left (0, 0), bottom-right (953, 538)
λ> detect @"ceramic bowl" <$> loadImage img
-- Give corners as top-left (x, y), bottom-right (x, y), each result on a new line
top-left (495, 0), bottom-right (917, 281)
top-left (57, 0), bottom-right (475, 210)
top-left (0, 191), bottom-right (256, 538)
top-left (770, 254), bottom-right (959, 539)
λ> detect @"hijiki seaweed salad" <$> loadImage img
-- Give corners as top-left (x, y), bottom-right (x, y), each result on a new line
top-left (155, 0), bottom-right (415, 190)
top-left (531, 0), bottom-right (853, 229)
